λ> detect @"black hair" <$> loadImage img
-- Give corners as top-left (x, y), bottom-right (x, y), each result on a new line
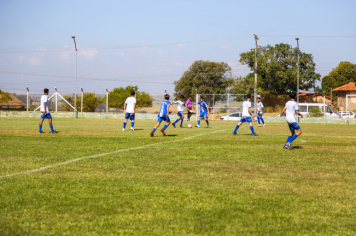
top-left (131, 91), bottom-right (135, 96)
top-left (246, 94), bottom-right (251, 99)
top-left (44, 88), bottom-right (49, 94)
top-left (200, 96), bottom-right (204, 100)
top-left (290, 92), bottom-right (296, 99)
top-left (164, 94), bottom-right (170, 100)
top-left (180, 95), bottom-right (185, 99)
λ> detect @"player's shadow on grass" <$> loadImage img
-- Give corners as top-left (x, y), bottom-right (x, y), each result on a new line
top-left (134, 129), bottom-right (144, 131)
top-left (291, 146), bottom-right (303, 149)
top-left (166, 134), bottom-right (177, 137)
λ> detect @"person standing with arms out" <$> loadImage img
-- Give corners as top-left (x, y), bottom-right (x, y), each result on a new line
top-left (39, 88), bottom-right (57, 134)
top-left (172, 95), bottom-right (185, 128)
top-left (123, 91), bottom-right (136, 131)
top-left (186, 96), bottom-right (193, 121)
top-left (193, 97), bottom-right (210, 128)
top-left (151, 94), bottom-right (171, 137)
top-left (257, 97), bottom-right (265, 127)
top-left (233, 94), bottom-right (257, 136)
top-left (283, 92), bottom-right (303, 149)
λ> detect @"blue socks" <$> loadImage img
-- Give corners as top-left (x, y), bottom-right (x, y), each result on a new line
top-left (123, 122), bottom-right (127, 129)
top-left (257, 117), bottom-right (260, 124)
top-left (39, 125), bottom-right (42, 132)
top-left (131, 122), bottom-right (134, 128)
top-left (152, 128), bottom-right (156, 133)
top-left (234, 125), bottom-right (240, 133)
top-left (180, 118), bottom-right (183, 126)
top-left (261, 117), bottom-right (265, 124)
top-left (250, 126), bottom-right (255, 135)
top-left (206, 120), bottom-right (209, 125)
top-left (163, 124), bottom-right (168, 130)
top-left (50, 125), bottom-right (54, 132)
top-left (173, 119), bottom-right (179, 125)
top-left (289, 134), bottom-right (298, 143)
top-left (198, 120), bottom-right (200, 126)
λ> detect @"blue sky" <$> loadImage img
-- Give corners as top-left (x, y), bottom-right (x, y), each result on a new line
top-left (0, 0), bottom-right (355, 95)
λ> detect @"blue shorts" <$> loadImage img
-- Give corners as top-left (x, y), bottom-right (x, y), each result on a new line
top-left (41, 112), bottom-right (52, 119)
top-left (288, 122), bottom-right (301, 130)
top-left (177, 111), bottom-right (183, 117)
top-left (157, 116), bottom-right (170, 123)
top-left (199, 112), bottom-right (208, 119)
top-left (240, 117), bottom-right (252, 123)
top-left (258, 112), bottom-right (263, 117)
top-left (125, 113), bottom-right (135, 120)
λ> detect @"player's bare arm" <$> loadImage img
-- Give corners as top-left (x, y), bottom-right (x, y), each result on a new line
top-left (248, 107), bottom-right (255, 120)
top-left (296, 111), bottom-right (303, 118)
top-left (123, 104), bottom-right (127, 113)
top-left (133, 104), bottom-right (136, 114)
top-left (283, 107), bottom-right (287, 115)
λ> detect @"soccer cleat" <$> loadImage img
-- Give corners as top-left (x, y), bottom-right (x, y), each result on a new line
top-left (233, 132), bottom-right (237, 135)
top-left (283, 145), bottom-right (288, 149)
top-left (252, 133), bottom-right (259, 136)
top-left (150, 132), bottom-right (154, 137)
top-left (131, 127), bottom-right (134, 131)
top-left (122, 128), bottom-right (125, 131)
top-left (172, 123), bottom-right (176, 128)
top-left (180, 125), bottom-right (183, 128)
top-left (50, 130), bottom-right (58, 134)
top-left (195, 125), bottom-right (200, 128)
top-left (286, 143), bottom-right (292, 150)
top-left (39, 131), bottom-right (44, 134)
top-left (161, 129), bottom-right (166, 136)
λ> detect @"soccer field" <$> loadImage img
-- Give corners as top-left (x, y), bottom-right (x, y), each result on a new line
top-left (1, 118), bottom-right (356, 235)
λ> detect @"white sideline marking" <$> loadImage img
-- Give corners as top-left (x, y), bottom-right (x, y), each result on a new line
top-left (0, 130), bottom-right (226, 179)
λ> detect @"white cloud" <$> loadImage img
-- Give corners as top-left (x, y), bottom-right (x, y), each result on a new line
top-left (28, 57), bottom-right (41, 65)
top-left (60, 45), bottom-right (73, 60)
top-left (177, 43), bottom-right (185, 51)
top-left (158, 48), bottom-right (168, 56)
top-left (219, 45), bottom-right (231, 50)
top-left (79, 48), bottom-right (98, 59)
top-left (17, 56), bottom-right (23, 62)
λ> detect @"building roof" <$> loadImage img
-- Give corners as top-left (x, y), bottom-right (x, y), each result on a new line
top-left (299, 93), bottom-right (330, 99)
top-left (0, 93), bottom-right (27, 106)
top-left (333, 82), bottom-right (356, 92)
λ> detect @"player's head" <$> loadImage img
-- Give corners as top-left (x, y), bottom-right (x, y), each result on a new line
top-left (200, 96), bottom-right (204, 101)
top-left (180, 95), bottom-right (185, 101)
top-left (257, 96), bottom-right (261, 102)
top-left (44, 88), bottom-right (49, 95)
top-left (188, 96), bottom-right (191, 100)
top-left (290, 92), bottom-right (296, 99)
top-left (131, 91), bottom-right (135, 96)
top-left (164, 94), bottom-right (170, 100)
top-left (246, 94), bottom-right (251, 100)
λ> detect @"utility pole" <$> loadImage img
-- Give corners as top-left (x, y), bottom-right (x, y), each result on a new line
top-left (55, 87), bottom-right (58, 113)
top-left (254, 34), bottom-right (258, 117)
top-left (296, 38), bottom-right (300, 122)
top-left (106, 88), bottom-right (109, 114)
top-left (81, 88), bottom-right (83, 114)
top-left (72, 36), bottom-right (77, 118)
top-left (26, 87), bottom-right (29, 112)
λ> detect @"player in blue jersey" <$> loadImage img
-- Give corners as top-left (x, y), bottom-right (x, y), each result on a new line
top-left (39, 88), bottom-right (57, 133)
top-left (233, 94), bottom-right (257, 136)
top-left (283, 92), bottom-right (303, 149)
top-left (172, 95), bottom-right (185, 128)
top-left (193, 97), bottom-right (210, 128)
top-left (256, 97), bottom-right (265, 127)
top-left (151, 94), bottom-right (171, 137)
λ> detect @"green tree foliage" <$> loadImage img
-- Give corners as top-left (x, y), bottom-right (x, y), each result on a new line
top-left (103, 85), bottom-right (153, 109)
top-left (308, 107), bottom-right (324, 117)
top-left (239, 43), bottom-right (320, 94)
top-left (0, 89), bottom-right (12, 103)
top-left (173, 60), bottom-right (234, 105)
top-left (62, 92), bottom-right (103, 112)
top-left (320, 61), bottom-right (356, 100)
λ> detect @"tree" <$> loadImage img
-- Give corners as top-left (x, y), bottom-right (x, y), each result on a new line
top-left (173, 60), bottom-right (234, 105)
top-left (104, 85), bottom-right (153, 109)
top-left (0, 89), bottom-right (12, 103)
top-left (239, 43), bottom-right (321, 94)
top-left (62, 92), bottom-right (103, 112)
top-left (320, 61), bottom-right (356, 100)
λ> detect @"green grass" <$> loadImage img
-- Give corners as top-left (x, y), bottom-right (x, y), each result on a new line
top-left (1, 117), bottom-right (356, 235)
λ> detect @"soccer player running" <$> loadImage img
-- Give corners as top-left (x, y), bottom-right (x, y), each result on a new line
top-left (193, 97), bottom-right (210, 128)
top-left (257, 97), bottom-right (265, 127)
top-left (283, 92), bottom-right (303, 149)
top-left (39, 88), bottom-right (57, 134)
top-left (186, 96), bottom-right (193, 121)
top-left (233, 94), bottom-right (257, 136)
top-left (151, 94), bottom-right (171, 137)
top-left (172, 95), bottom-right (185, 128)
top-left (123, 91), bottom-right (136, 131)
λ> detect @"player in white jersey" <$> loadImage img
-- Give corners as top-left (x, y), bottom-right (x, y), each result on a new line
top-left (233, 94), bottom-right (257, 136)
top-left (39, 88), bottom-right (57, 133)
top-left (172, 95), bottom-right (185, 128)
top-left (256, 97), bottom-right (265, 127)
top-left (123, 91), bottom-right (136, 131)
top-left (283, 92), bottom-right (303, 149)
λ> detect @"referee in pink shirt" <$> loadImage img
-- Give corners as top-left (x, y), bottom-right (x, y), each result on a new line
top-left (186, 96), bottom-right (193, 121)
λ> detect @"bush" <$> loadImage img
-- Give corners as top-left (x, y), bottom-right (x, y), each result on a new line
top-left (308, 107), bottom-right (323, 117)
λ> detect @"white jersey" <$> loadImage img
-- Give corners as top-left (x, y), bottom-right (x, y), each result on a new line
top-left (125, 97), bottom-right (136, 114)
top-left (242, 100), bottom-right (252, 117)
top-left (285, 100), bottom-right (299, 124)
top-left (257, 101), bottom-right (264, 113)
top-left (40, 95), bottom-right (49, 113)
top-left (174, 100), bottom-right (185, 112)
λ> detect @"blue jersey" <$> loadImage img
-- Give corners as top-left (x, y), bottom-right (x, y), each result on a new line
top-left (198, 101), bottom-right (208, 113)
top-left (158, 100), bottom-right (171, 117)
